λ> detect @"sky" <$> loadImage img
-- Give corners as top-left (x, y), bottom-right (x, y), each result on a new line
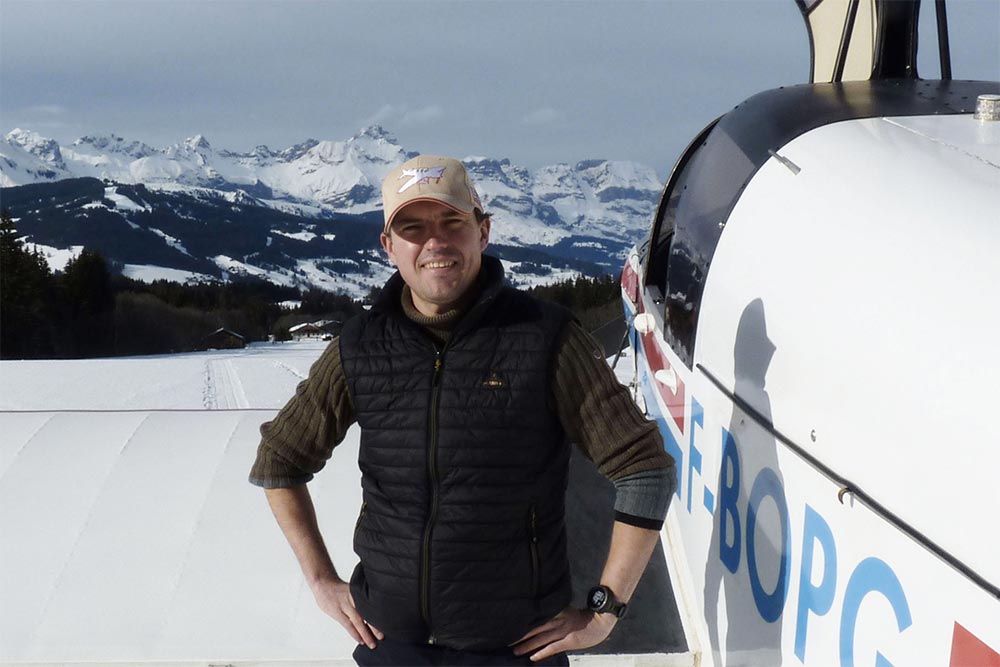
top-left (1, 0), bottom-right (997, 177)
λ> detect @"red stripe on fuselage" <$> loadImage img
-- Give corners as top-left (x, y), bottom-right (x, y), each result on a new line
top-left (637, 300), bottom-right (685, 434)
top-left (621, 258), bottom-right (639, 305)
top-left (951, 623), bottom-right (1000, 667)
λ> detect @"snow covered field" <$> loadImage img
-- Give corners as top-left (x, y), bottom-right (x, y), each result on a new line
top-left (0, 340), bottom-right (644, 666)
top-left (1, 340), bottom-right (368, 665)
top-left (0, 341), bottom-right (326, 411)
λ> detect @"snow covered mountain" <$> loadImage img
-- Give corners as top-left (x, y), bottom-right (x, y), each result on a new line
top-left (1, 127), bottom-right (662, 296)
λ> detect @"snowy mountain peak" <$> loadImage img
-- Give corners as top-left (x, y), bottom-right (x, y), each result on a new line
top-left (279, 139), bottom-right (320, 161)
top-left (573, 159), bottom-right (662, 202)
top-left (4, 128), bottom-right (64, 165)
top-left (251, 144), bottom-right (274, 158)
top-left (464, 156), bottom-right (530, 190)
top-left (5, 127), bottom-right (45, 146)
top-left (73, 134), bottom-right (157, 159)
top-left (185, 135), bottom-right (211, 151)
top-left (465, 156), bottom-right (511, 169)
top-left (341, 125), bottom-right (410, 165)
top-left (354, 124), bottom-right (396, 142)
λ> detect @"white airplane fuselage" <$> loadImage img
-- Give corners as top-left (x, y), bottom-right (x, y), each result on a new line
top-left (622, 81), bottom-right (1000, 666)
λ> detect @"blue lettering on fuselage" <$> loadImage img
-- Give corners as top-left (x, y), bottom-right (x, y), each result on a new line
top-left (719, 427), bottom-right (742, 574)
top-left (747, 466), bottom-right (791, 622)
top-left (687, 398), bottom-right (704, 514)
top-left (633, 339), bottom-right (912, 666)
top-left (839, 558), bottom-right (913, 667)
top-left (795, 504), bottom-right (838, 663)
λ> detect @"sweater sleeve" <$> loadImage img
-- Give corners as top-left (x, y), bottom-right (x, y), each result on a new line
top-left (248, 338), bottom-right (355, 488)
top-left (553, 321), bottom-right (676, 527)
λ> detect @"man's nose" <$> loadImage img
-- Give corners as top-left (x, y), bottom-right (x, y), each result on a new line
top-left (424, 227), bottom-right (449, 247)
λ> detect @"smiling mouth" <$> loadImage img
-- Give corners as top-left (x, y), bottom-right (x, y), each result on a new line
top-left (422, 260), bottom-right (457, 269)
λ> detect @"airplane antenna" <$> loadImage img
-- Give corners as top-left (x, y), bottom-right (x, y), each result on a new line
top-left (872, 0), bottom-right (920, 79)
top-left (833, 0), bottom-right (861, 82)
top-left (935, 0), bottom-right (953, 80)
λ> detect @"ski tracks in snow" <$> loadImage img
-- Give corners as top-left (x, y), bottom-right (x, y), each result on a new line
top-left (272, 360), bottom-right (307, 381)
top-left (203, 359), bottom-right (249, 410)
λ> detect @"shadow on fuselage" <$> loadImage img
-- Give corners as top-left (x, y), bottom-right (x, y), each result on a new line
top-left (703, 298), bottom-right (787, 666)
top-left (564, 446), bottom-right (687, 656)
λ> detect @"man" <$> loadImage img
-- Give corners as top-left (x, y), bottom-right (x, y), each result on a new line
top-left (250, 155), bottom-right (675, 666)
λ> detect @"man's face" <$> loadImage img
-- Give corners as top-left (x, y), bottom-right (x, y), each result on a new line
top-left (380, 200), bottom-right (490, 317)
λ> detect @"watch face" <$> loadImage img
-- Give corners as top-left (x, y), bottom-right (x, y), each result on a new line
top-left (589, 587), bottom-right (607, 610)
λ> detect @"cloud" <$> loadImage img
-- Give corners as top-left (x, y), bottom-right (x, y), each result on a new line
top-left (363, 104), bottom-right (445, 128)
top-left (20, 120), bottom-right (70, 130)
top-left (11, 105), bottom-right (71, 131)
top-left (367, 104), bottom-right (397, 125)
top-left (24, 104), bottom-right (67, 115)
top-left (401, 105), bottom-right (444, 126)
top-left (522, 107), bottom-right (564, 125)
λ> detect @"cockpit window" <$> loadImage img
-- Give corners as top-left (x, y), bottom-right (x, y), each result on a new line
top-left (646, 119), bottom-right (718, 300)
top-left (647, 117), bottom-right (755, 368)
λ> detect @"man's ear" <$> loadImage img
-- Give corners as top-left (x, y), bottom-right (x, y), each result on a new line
top-left (479, 217), bottom-right (491, 252)
top-left (380, 232), bottom-right (396, 264)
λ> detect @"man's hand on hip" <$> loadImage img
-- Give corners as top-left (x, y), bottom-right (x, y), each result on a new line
top-left (511, 606), bottom-right (617, 662)
top-left (311, 575), bottom-right (383, 649)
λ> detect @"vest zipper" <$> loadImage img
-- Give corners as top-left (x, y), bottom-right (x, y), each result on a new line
top-left (528, 504), bottom-right (540, 599)
top-left (421, 349), bottom-right (444, 640)
top-left (353, 501), bottom-right (367, 540)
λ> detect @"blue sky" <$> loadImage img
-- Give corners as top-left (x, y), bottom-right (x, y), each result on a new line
top-left (2, 0), bottom-right (997, 176)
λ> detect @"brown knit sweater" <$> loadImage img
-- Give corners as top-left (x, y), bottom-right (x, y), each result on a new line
top-left (250, 287), bottom-right (674, 524)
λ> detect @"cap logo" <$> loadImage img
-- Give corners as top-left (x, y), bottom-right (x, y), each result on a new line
top-left (397, 166), bottom-right (446, 193)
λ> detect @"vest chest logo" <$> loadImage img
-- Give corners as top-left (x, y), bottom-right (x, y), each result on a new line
top-left (482, 371), bottom-right (506, 389)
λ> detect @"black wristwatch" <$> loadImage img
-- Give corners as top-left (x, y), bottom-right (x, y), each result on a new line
top-left (587, 585), bottom-right (628, 618)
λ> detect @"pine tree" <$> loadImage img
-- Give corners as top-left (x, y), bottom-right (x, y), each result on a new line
top-left (60, 248), bottom-right (115, 357)
top-left (0, 209), bottom-right (57, 358)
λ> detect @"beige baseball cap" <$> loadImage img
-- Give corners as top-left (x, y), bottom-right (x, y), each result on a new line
top-left (381, 155), bottom-right (484, 234)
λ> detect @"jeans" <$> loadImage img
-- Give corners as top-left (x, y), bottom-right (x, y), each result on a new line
top-left (353, 637), bottom-right (570, 666)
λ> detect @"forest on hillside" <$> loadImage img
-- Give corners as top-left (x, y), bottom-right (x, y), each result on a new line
top-left (1, 209), bottom-right (625, 360)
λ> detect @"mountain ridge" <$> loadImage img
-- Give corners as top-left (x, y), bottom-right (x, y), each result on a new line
top-left (1, 127), bottom-right (662, 297)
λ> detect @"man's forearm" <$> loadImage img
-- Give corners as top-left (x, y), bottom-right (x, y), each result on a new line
top-left (264, 486), bottom-right (382, 647)
top-left (512, 520), bottom-right (662, 659)
top-left (599, 520), bottom-right (661, 604)
top-left (264, 485), bottom-right (340, 584)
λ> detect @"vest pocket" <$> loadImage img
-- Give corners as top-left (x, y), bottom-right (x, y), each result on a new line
top-left (354, 501), bottom-right (368, 540)
top-left (527, 505), bottom-right (539, 599)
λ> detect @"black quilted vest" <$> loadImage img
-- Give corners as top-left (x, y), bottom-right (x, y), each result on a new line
top-left (339, 256), bottom-right (573, 650)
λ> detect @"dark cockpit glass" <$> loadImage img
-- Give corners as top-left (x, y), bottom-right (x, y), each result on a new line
top-left (646, 117), bottom-right (754, 368)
